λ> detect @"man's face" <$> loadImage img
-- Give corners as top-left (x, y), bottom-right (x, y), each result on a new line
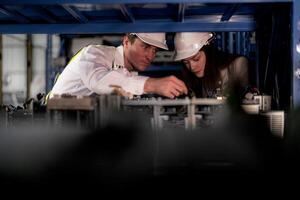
top-left (123, 36), bottom-right (158, 71)
top-left (182, 50), bottom-right (206, 78)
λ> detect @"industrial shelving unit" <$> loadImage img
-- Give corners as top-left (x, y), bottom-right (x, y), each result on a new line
top-left (0, 0), bottom-right (299, 109)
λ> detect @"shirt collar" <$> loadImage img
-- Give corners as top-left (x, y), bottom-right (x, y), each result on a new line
top-left (113, 45), bottom-right (125, 70)
top-left (113, 45), bottom-right (138, 76)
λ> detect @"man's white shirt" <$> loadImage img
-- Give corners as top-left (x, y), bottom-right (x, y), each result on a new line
top-left (51, 45), bottom-right (149, 97)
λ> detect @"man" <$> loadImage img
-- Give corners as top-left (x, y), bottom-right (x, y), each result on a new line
top-left (51, 33), bottom-right (187, 99)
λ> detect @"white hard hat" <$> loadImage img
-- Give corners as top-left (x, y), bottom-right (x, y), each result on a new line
top-left (174, 32), bottom-right (214, 61)
top-left (130, 33), bottom-right (168, 50)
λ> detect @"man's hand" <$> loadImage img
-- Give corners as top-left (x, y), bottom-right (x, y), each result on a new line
top-left (109, 85), bottom-right (134, 99)
top-left (144, 76), bottom-right (188, 99)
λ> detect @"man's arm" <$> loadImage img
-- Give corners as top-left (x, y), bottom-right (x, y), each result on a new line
top-left (78, 46), bottom-right (187, 98)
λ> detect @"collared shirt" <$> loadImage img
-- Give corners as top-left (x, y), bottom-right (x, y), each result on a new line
top-left (51, 45), bottom-right (149, 97)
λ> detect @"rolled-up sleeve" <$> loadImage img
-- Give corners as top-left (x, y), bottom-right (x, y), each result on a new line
top-left (90, 70), bottom-right (148, 95)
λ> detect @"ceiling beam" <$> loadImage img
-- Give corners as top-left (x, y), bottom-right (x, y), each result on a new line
top-left (62, 5), bottom-right (88, 23)
top-left (221, 4), bottom-right (240, 21)
top-left (119, 5), bottom-right (135, 22)
top-left (0, 6), bottom-right (30, 23)
top-left (0, 21), bottom-right (256, 34)
top-left (0, 0), bottom-right (293, 5)
top-left (177, 3), bottom-right (185, 22)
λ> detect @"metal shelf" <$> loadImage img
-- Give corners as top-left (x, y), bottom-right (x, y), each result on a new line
top-left (0, 0), bottom-right (293, 4)
top-left (0, 1), bottom-right (269, 33)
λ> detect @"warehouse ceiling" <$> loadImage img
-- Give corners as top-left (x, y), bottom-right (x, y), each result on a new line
top-left (0, 0), bottom-right (292, 33)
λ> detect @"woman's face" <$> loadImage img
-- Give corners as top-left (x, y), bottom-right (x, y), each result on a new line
top-left (182, 50), bottom-right (206, 78)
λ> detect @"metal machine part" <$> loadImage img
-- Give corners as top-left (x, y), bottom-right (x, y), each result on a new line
top-left (253, 95), bottom-right (272, 111)
top-left (241, 104), bottom-right (260, 114)
top-left (122, 97), bottom-right (225, 130)
top-left (260, 111), bottom-right (285, 138)
top-left (45, 94), bottom-right (285, 138)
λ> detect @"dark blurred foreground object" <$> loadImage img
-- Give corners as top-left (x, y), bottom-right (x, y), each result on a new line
top-left (0, 105), bottom-right (287, 194)
top-left (0, 112), bottom-right (155, 191)
top-left (0, 87), bottom-right (292, 195)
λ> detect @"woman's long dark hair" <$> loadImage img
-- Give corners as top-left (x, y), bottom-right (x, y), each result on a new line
top-left (182, 44), bottom-right (239, 97)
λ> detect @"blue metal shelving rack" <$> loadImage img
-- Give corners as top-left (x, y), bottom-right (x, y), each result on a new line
top-left (292, 0), bottom-right (300, 108)
top-left (0, 0), bottom-right (299, 109)
top-left (0, 0), bottom-right (259, 33)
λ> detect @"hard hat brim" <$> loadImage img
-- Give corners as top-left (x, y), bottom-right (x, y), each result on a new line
top-left (174, 48), bottom-right (199, 61)
top-left (136, 34), bottom-right (169, 50)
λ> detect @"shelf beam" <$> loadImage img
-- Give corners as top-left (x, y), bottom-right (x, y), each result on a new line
top-left (62, 5), bottom-right (88, 23)
top-left (26, 35), bottom-right (32, 100)
top-left (45, 35), bottom-right (52, 93)
top-left (0, 6), bottom-right (30, 23)
top-left (0, 0), bottom-right (293, 5)
top-left (31, 7), bottom-right (57, 23)
top-left (177, 4), bottom-right (185, 22)
top-left (0, 21), bottom-right (256, 33)
top-left (119, 5), bottom-right (135, 23)
top-left (221, 4), bottom-right (240, 21)
top-left (0, 35), bottom-right (2, 105)
top-left (292, 0), bottom-right (300, 108)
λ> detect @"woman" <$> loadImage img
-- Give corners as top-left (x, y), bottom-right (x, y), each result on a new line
top-left (174, 32), bottom-right (249, 98)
